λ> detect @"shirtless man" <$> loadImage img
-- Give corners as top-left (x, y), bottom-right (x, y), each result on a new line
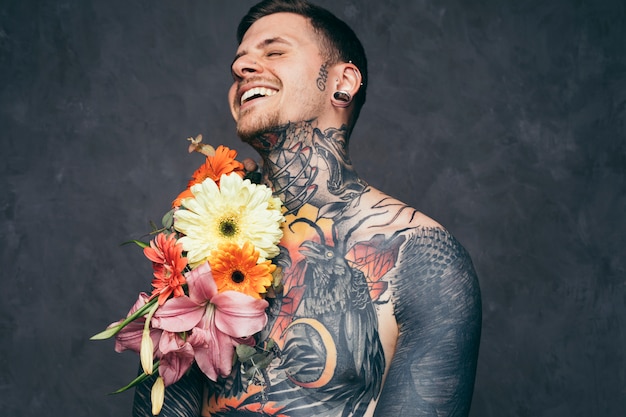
top-left (133, 1), bottom-right (481, 415)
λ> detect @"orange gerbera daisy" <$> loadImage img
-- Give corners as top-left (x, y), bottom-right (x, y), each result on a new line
top-left (172, 145), bottom-right (245, 207)
top-left (144, 233), bottom-right (188, 305)
top-left (209, 241), bottom-right (275, 299)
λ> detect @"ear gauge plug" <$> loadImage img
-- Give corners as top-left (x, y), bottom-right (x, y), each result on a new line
top-left (332, 90), bottom-right (352, 108)
top-left (332, 62), bottom-right (359, 107)
top-left (333, 91), bottom-right (351, 103)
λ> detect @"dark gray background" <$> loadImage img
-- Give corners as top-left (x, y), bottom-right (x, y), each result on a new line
top-left (1, 0), bottom-right (624, 416)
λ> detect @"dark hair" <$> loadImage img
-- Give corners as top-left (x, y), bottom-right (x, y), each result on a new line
top-left (237, 0), bottom-right (368, 132)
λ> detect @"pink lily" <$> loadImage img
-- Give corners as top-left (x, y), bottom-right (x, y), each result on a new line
top-left (158, 331), bottom-right (195, 386)
top-left (113, 293), bottom-right (162, 355)
top-left (151, 262), bottom-right (269, 382)
top-left (112, 293), bottom-right (195, 386)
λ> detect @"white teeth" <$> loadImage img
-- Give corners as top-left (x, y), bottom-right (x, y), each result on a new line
top-left (240, 87), bottom-right (277, 105)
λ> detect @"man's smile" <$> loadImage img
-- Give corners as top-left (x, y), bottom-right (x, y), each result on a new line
top-left (240, 86), bottom-right (278, 106)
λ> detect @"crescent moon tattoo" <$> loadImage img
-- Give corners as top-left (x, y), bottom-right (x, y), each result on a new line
top-left (284, 317), bottom-right (337, 389)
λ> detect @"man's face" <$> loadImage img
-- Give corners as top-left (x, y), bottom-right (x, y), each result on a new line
top-left (228, 13), bottom-right (330, 142)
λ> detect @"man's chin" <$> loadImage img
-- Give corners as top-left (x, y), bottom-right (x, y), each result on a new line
top-left (236, 117), bottom-right (281, 146)
top-left (237, 126), bottom-right (265, 144)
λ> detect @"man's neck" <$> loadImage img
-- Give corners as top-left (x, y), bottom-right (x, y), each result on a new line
top-left (246, 120), bottom-right (367, 216)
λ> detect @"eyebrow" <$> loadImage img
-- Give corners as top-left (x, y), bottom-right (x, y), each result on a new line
top-left (231, 37), bottom-right (293, 67)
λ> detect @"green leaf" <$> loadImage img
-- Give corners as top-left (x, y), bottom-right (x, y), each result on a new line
top-left (90, 325), bottom-right (122, 340)
top-left (244, 366), bottom-right (258, 378)
top-left (149, 220), bottom-right (159, 232)
top-left (162, 209), bottom-right (175, 229)
top-left (121, 239), bottom-right (149, 249)
top-left (251, 352), bottom-right (274, 369)
top-left (236, 344), bottom-right (257, 362)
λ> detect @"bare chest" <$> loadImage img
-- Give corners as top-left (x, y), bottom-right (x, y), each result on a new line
top-left (200, 190), bottom-right (426, 416)
top-left (202, 218), bottom-right (399, 416)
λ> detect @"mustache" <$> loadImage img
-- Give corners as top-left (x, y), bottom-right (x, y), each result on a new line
top-left (234, 76), bottom-right (281, 96)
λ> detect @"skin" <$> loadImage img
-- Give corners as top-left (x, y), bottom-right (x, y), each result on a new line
top-left (133, 12), bottom-right (481, 417)
top-left (228, 14), bottom-right (327, 142)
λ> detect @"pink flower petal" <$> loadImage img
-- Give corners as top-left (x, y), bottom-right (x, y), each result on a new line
top-left (188, 328), bottom-right (220, 381)
top-left (189, 325), bottom-right (235, 381)
top-left (114, 321), bottom-right (144, 353)
top-left (114, 293), bottom-right (162, 353)
top-left (186, 262), bottom-right (217, 304)
top-left (151, 296), bottom-right (205, 333)
top-left (158, 330), bottom-right (184, 355)
top-left (158, 332), bottom-right (195, 386)
top-left (212, 291), bottom-right (268, 337)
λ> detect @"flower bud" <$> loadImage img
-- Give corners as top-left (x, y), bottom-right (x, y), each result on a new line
top-left (140, 329), bottom-right (154, 375)
top-left (151, 376), bottom-right (165, 415)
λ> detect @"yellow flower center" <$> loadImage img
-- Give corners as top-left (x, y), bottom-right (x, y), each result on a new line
top-left (218, 215), bottom-right (239, 238)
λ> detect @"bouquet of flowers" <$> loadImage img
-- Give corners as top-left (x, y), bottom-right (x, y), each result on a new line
top-left (91, 136), bottom-right (285, 415)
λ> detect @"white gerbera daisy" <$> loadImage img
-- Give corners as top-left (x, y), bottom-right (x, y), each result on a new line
top-left (174, 173), bottom-right (284, 268)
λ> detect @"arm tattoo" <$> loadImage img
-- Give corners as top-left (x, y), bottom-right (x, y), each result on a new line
top-left (376, 228), bottom-right (482, 416)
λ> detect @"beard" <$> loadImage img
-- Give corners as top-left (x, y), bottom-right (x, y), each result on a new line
top-left (234, 89), bottom-right (325, 150)
top-left (236, 109), bottom-right (279, 142)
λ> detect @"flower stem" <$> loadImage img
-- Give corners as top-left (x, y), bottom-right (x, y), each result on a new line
top-left (90, 297), bottom-right (159, 340)
top-left (109, 361), bottom-right (160, 395)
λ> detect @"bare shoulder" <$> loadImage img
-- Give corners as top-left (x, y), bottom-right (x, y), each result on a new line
top-left (344, 186), bottom-right (446, 242)
top-left (345, 186), bottom-right (479, 308)
top-left (406, 210), bottom-right (442, 229)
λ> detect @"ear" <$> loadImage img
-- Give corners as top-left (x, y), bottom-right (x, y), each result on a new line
top-left (330, 62), bottom-right (363, 108)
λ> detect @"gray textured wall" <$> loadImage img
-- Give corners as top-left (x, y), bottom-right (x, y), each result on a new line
top-left (1, 1), bottom-right (624, 416)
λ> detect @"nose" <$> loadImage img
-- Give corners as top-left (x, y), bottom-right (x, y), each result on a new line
top-left (231, 55), bottom-right (262, 80)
